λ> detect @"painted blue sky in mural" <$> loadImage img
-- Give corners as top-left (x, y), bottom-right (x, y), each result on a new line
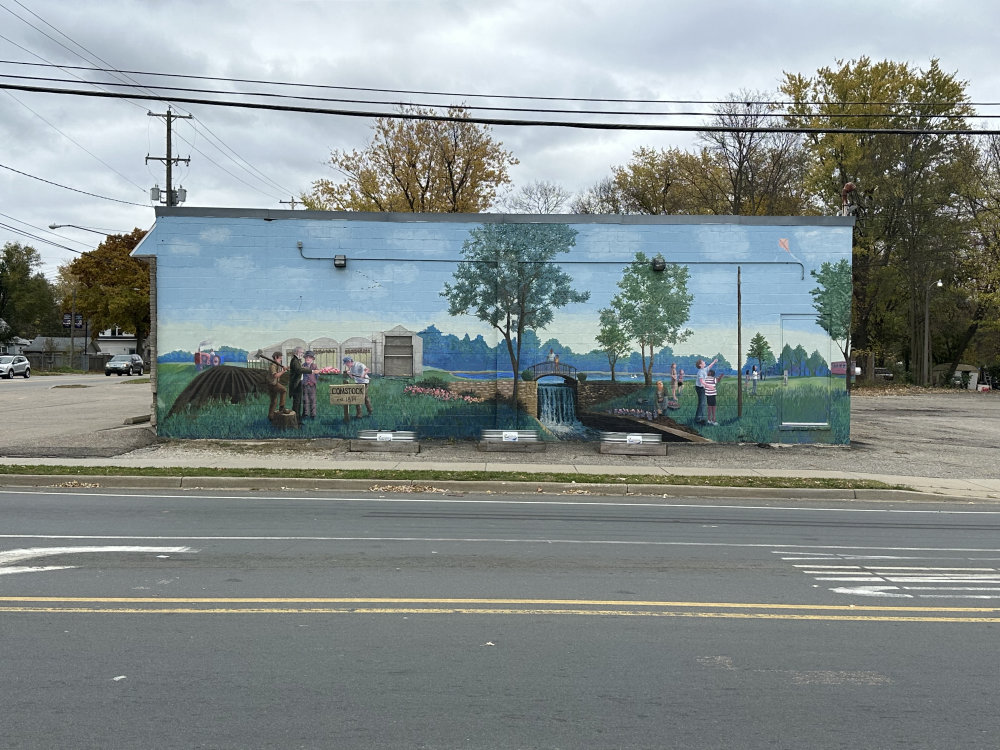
top-left (138, 213), bottom-right (852, 367)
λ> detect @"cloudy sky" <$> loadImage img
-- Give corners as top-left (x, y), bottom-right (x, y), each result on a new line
top-left (2, 0), bottom-right (998, 281)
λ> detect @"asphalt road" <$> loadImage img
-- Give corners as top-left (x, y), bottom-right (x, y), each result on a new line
top-left (2, 488), bottom-right (999, 749)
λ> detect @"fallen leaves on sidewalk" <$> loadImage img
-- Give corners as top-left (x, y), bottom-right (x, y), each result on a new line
top-left (369, 484), bottom-right (447, 494)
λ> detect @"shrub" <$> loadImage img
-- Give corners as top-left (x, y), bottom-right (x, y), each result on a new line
top-left (521, 369), bottom-right (534, 381)
top-left (577, 372), bottom-right (588, 382)
top-left (414, 376), bottom-right (451, 390)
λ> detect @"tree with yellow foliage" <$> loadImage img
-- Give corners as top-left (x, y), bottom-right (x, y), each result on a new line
top-left (302, 105), bottom-right (517, 213)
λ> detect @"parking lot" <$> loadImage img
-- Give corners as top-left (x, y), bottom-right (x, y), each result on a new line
top-left (0, 375), bottom-right (996, 480)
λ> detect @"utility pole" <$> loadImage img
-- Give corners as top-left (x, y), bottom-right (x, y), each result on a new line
top-left (147, 107), bottom-right (192, 206)
top-left (279, 197), bottom-right (300, 209)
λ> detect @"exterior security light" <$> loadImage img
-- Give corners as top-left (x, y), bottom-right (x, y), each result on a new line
top-left (333, 255), bottom-right (347, 268)
top-left (651, 257), bottom-right (666, 272)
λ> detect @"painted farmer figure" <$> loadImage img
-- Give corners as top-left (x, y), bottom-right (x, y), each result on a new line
top-left (300, 350), bottom-right (318, 419)
top-left (694, 357), bottom-right (718, 425)
top-left (342, 355), bottom-right (373, 419)
top-left (288, 346), bottom-right (305, 417)
top-left (267, 351), bottom-right (288, 419)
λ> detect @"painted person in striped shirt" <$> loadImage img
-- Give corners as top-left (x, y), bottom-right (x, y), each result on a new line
top-left (704, 368), bottom-right (724, 426)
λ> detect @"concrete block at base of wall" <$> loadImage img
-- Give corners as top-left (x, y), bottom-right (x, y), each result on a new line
top-left (348, 440), bottom-right (421, 453)
top-left (599, 442), bottom-right (667, 456)
top-left (476, 441), bottom-right (547, 452)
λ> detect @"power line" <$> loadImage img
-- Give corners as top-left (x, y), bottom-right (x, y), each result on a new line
top-left (0, 162), bottom-right (148, 206)
top-left (0, 7), bottom-right (292, 200)
top-left (0, 221), bottom-right (83, 253)
top-left (3, 81), bottom-right (1000, 136)
top-left (3, 58), bottom-right (999, 109)
top-left (1, 71), bottom-right (988, 120)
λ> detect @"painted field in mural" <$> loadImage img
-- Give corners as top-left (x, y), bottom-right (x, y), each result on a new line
top-left (135, 210), bottom-right (854, 444)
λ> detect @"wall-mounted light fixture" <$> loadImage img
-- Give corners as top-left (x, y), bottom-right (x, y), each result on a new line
top-left (651, 256), bottom-right (666, 272)
top-left (333, 255), bottom-right (347, 268)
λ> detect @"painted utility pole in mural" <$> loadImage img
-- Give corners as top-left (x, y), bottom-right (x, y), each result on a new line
top-left (610, 252), bottom-right (693, 385)
top-left (441, 223), bottom-right (589, 413)
top-left (811, 258), bottom-right (852, 391)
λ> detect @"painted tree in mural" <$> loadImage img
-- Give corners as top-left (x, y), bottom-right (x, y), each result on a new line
top-left (302, 105), bottom-right (518, 212)
top-left (441, 223), bottom-right (589, 414)
top-left (811, 258), bottom-right (852, 391)
top-left (596, 307), bottom-right (630, 382)
top-left (746, 332), bottom-right (774, 376)
top-left (610, 253), bottom-right (693, 385)
top-left (65, 229), bottom-right (150, 348)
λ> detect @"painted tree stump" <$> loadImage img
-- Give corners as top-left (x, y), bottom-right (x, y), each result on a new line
top-left (269, 410), bottom-right (300, 430)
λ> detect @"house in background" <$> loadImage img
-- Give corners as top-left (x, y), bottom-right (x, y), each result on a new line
top-left (0, 336), bottom-right (32, 355)
top-left (95, 327), bottom-right (141, 356)
top-left (23, 336), bottom-right (103, 371)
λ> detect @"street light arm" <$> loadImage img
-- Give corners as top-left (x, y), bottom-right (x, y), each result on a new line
top-left (48, 224), bottom-right (125, 235)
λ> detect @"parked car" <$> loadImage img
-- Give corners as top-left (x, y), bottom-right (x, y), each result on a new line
top-left (872, 367), bottom-right (894, 381)
top-left (105, 354), bottom-right (144, 376)
top-left (0, 354), bottom-right (30, 379)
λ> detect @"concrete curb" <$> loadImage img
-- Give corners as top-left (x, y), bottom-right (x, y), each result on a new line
top-left (0, 473), bottom-right (988, 503)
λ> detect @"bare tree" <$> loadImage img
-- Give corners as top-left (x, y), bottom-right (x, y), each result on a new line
top-left (499, 180), bottom-right (571, 213)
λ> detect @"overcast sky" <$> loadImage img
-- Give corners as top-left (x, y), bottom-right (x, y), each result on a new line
top-left (2, 0), bottom-right (999, 281)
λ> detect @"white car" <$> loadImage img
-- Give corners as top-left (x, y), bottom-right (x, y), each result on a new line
top-left (0, 355), bottom-right (30, 379)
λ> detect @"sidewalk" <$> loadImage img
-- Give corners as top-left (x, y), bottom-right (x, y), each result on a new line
top-left (2, 434), bottom-right (998, 502)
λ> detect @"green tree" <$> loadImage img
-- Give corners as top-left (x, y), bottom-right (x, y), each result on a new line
top-left (811, 258), bottom-right (853, 390)
top-left (441, 223), bottom-right (589, 415)
top-left (782, 58), bottom-right (976, 373)
top-left (303, 105), bottom-right (517, 213)
top-left (746, 332), bottom-right (774, 375)
top-left (596, 307), bottom-right (631, 382)
top-left (945, 134), bottom-right (1000, 381)
top-left (66, 229), bottom-right (150, 348)
top-left (0, 242), bottom-right (61, 343)
top-left (610, 253), bottom-right (693, 385)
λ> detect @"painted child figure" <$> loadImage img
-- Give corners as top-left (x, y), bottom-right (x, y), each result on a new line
top-left (705, 368), bottom-right (723, 426)
top-left (300, 350), bottom-right (318, 419)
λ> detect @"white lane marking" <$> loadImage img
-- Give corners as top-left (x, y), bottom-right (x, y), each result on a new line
top-left (829, 586), bottom-right (912, 598)
top-left (3, 488), bottom-right (1000, 515)
top-left (783, 551), bottom-right (1000, 599)
top-left (0, 546), bottom-right (193, 576)
top-left (904, 587), bottom-right (1000, 591)
top-left (0, 566), bottom-right (75, 576)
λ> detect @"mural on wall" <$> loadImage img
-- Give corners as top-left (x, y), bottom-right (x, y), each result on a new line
top-left (135, 210), bottom-right (853, 444)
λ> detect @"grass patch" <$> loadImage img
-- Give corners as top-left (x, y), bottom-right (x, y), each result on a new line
top-left (0, 463), bottom-right (906, 490)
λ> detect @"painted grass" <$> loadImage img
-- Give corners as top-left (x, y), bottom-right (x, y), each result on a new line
top-left (590, 377), bottom-right (849, 444)
top-left (157, 364), bottom-right (544, 440)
